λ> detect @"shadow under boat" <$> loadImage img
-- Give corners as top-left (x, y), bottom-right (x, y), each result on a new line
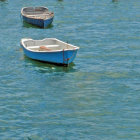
top-left (23, 54), bottom-right (75, 67)
top-left (22, 21), bottom-right (53, 29)
top-left (112, 0), bottom-right (118, 2)
top-left (23, 55), bottom-right (76, 73)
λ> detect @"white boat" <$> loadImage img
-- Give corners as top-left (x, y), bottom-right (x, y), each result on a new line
top-left (21, 38), bottom-right (80, 66)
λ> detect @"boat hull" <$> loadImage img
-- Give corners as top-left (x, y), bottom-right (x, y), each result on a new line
top-left (21, 44), bottom-right (78, 65)
top-left (22, 15), bottom-right (54, 28)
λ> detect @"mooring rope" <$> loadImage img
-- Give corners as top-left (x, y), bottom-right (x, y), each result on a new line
top-left (63, 49), bottom-right (76, 64)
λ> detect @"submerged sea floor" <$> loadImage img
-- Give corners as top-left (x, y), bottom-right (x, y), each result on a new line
top-left (0, 0), bottom-right (140, 139)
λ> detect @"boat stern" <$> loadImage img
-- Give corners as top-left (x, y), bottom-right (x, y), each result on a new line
top-left (43, 16), bottom-right (54, 28)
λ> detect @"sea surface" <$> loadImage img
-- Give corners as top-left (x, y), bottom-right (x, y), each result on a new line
top-left (0, 0), bottom-right (140, 139)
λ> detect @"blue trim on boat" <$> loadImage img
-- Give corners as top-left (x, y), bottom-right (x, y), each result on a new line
top-left (21, 44), bottom-right (78, 65)
top-left (43, 17), bottom-right (54, 28)
top-left (22, 15), bottom-right (54, 28)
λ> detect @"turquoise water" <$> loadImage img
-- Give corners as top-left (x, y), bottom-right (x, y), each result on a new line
top-left (0, 0), bottom-right (140, 139)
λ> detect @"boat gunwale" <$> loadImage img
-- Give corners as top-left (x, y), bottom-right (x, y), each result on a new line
top-left (21, 38), bottom-right (80, 53)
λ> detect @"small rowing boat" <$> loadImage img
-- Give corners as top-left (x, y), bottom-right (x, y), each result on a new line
top-left (21, 38), bottom-right (80, 66)
top-left (21, 7), bottom-right (54, 28)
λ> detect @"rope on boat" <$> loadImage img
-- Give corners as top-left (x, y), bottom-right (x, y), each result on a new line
top-left (63, 49), bottom-right (76, 64)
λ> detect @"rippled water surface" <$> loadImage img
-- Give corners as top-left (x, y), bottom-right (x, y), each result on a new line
top-left (0, 0), bottom-right (140, 139)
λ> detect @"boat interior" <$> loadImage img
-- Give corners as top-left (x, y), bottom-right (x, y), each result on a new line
top-left (22, 7), bottom-right (53, 19)
top-left (23, 39), bottom-right (77, 52)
